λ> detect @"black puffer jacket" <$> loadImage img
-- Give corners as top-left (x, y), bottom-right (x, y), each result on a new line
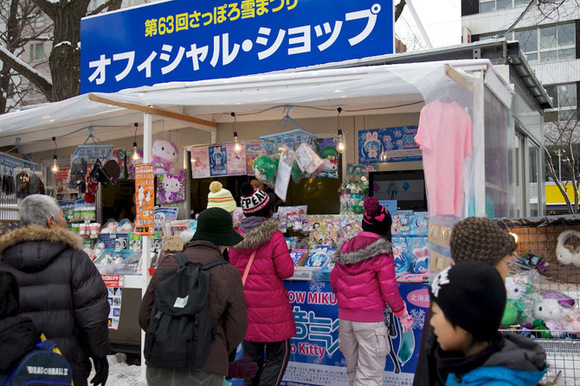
top-left (0, 226), bottom-right (110, 385)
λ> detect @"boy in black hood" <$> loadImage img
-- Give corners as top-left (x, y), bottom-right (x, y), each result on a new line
top-left (0, 271), bottom-right (39, 374)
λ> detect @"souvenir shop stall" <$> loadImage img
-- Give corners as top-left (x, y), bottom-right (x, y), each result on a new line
top-left (85, 58), bottom-right (517, 385)
top-left (0, 54), bottom-right (543, 384)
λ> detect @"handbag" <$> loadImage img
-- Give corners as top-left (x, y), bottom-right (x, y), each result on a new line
top-left (242, 250), bottom-right (257, 287)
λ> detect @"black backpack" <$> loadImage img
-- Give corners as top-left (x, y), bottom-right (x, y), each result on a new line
top-left (144, 253), bottom-right (227, 369)
top-left (0, 337), bottom-right (73, 386)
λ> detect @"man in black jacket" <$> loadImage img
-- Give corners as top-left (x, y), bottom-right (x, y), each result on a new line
top-left (0, 194), bottom-right (110, 386)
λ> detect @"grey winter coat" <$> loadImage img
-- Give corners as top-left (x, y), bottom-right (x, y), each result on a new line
top-left (0, 226), bottom-right (110, 386)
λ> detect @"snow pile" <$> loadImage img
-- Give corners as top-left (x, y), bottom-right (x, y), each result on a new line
top-left (89, 354), bottom-right (145, 386)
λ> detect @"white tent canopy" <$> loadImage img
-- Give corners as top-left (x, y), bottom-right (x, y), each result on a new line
top-left (0, 59), bottom-right (498, 153)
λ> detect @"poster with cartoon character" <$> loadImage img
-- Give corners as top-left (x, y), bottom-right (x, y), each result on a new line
top-left (245, 142), bottom-right (262, 175)
top-left (358, 126), bottom-right (421, 164)
top-left (190, 147), bottom-right (210, 178)
top-left (209, 145), bottom-right (227, 176)
top-left (134, 164), bottom-right (155, 236)
top-left (280, 281), bottom-right (428, 385)
top-left (156, 170), bottom-right (186, 205)
top-left (226, 143), bottom-right (247, 175)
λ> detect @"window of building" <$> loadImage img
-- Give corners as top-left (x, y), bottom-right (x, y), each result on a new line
top-left (29, 43), bottom-right (44, 61)
top-left (479, 0), bottom-right (530, 13)
top-left (488, 23), bottom-right (576, 64)
top-left (544, 83), bottom-right (578, 122)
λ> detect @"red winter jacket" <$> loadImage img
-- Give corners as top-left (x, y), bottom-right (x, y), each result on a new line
top-left (330, 231), bottom-right (405, 322)
top-left (229, 218), bottom-right (296, 342)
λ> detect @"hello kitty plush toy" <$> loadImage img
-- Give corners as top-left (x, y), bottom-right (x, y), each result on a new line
top-left (533, 290), bottom-right (575, 331)
top-left (152, 139), bottom-right (179, 175)
top-left (501, 273), bottom-right (530, 326)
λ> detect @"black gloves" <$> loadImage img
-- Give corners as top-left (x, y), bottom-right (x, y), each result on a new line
top-left (227, 357), bottom-right (259, 379)
top-left (90, 356), bottom-right (109, 386)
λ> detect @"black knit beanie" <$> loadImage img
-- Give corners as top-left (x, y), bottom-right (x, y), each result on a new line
top-left (240, 183), bottom-right (271, 218)
top-left (430, 261), bottom-right (506, 342)
top-left (450, 217), bottom-right (516, 266)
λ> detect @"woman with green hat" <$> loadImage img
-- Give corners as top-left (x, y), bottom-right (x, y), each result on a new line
top-left (139, 207), bottom-right (249, 385)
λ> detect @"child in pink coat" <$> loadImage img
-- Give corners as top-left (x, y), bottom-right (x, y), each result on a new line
top-left (330, 197), bottom-right (413, 386)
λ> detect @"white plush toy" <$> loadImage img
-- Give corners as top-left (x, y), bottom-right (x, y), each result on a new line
top-left (556, 230), bottom-right (580, 266)
top-left (533, 290), bottom-right (575, 331)
top-left (152, 140), bottom-right (179, 175)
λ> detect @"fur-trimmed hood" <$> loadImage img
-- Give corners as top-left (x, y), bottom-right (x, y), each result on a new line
top-left (233, 218), bottom-right (279, 250)
top-left (333, 235), bottom-right (392, 265)
top-left (0, 226), bottom-right (83, 254)
top-left (0, 226), bottom-right (84, 272)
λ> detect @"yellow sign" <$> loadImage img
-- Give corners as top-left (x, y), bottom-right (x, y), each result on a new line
top-left (546, 183), bottom-right (579, 205)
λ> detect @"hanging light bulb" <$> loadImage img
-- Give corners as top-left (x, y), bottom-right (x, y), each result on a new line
top-left (51, 137), bottom-right (60, 174)
top-left (132, 141), bottom-right (141, 161)
top-left (231, 112), bottom-right (243, 153)
top-left (233, 131), bottom-right (243, 153)
top-left (336, 129), bottom-right (345, 153)
top-left (336, 107), bottom-right (345, 153)
top-left (51, 155), bottom-right (60, 174)
top-left (509, 232), bottom-right (519, 243)
top-left (132, 122), bottom-right (141, 161)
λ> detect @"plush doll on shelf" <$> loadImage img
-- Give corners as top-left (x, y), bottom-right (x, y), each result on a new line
top-left (532, 290), bottom-right (575, 332)
top-left (556, 230), bottom-right (580, 267)
top-left (500, 273), bottom-right (531, 326)
top-left (152, 139), bottom-right (179, 175)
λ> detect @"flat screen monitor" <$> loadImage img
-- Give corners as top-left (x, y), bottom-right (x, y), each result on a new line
top-left (369, 170), bottom-right (427, 211)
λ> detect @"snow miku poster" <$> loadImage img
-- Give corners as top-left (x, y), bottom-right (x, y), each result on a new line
top-left (209, 145), bottom-right (227, 176)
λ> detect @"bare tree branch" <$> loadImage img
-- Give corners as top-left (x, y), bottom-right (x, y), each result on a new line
top-left (29, 0), bottom-right (56, 20)
top-left (0, 47), bottom-right (53, 98)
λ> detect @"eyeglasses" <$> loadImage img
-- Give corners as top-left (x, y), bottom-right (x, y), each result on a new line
top-left (507, 251), bottom-right (520, 272)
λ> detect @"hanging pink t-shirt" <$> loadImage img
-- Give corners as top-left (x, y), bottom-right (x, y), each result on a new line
top-left (414, 100), bottom-right (473, 217)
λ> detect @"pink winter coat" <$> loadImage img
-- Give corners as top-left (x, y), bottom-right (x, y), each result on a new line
top-left (229, 218), bottom-right (297, 342)
top-left (330, 231), bottom-right (405, 323)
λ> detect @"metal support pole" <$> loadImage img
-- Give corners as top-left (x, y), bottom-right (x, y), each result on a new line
top-left (140, 112), bottom-right (153, 380)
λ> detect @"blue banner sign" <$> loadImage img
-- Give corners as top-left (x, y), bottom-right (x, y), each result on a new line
top-left (359, 126), bottom-right (422, 164)
top-left (81, 0), bottom-right (394, 93)
top-left (280, 280), bottom-right (429, 385)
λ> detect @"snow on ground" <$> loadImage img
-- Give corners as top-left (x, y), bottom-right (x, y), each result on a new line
top-left (89, 354), bottom-right (145, 386)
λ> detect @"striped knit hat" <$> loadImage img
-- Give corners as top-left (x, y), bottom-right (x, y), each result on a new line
top-left (207, 181), bottom-right (236, 213)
